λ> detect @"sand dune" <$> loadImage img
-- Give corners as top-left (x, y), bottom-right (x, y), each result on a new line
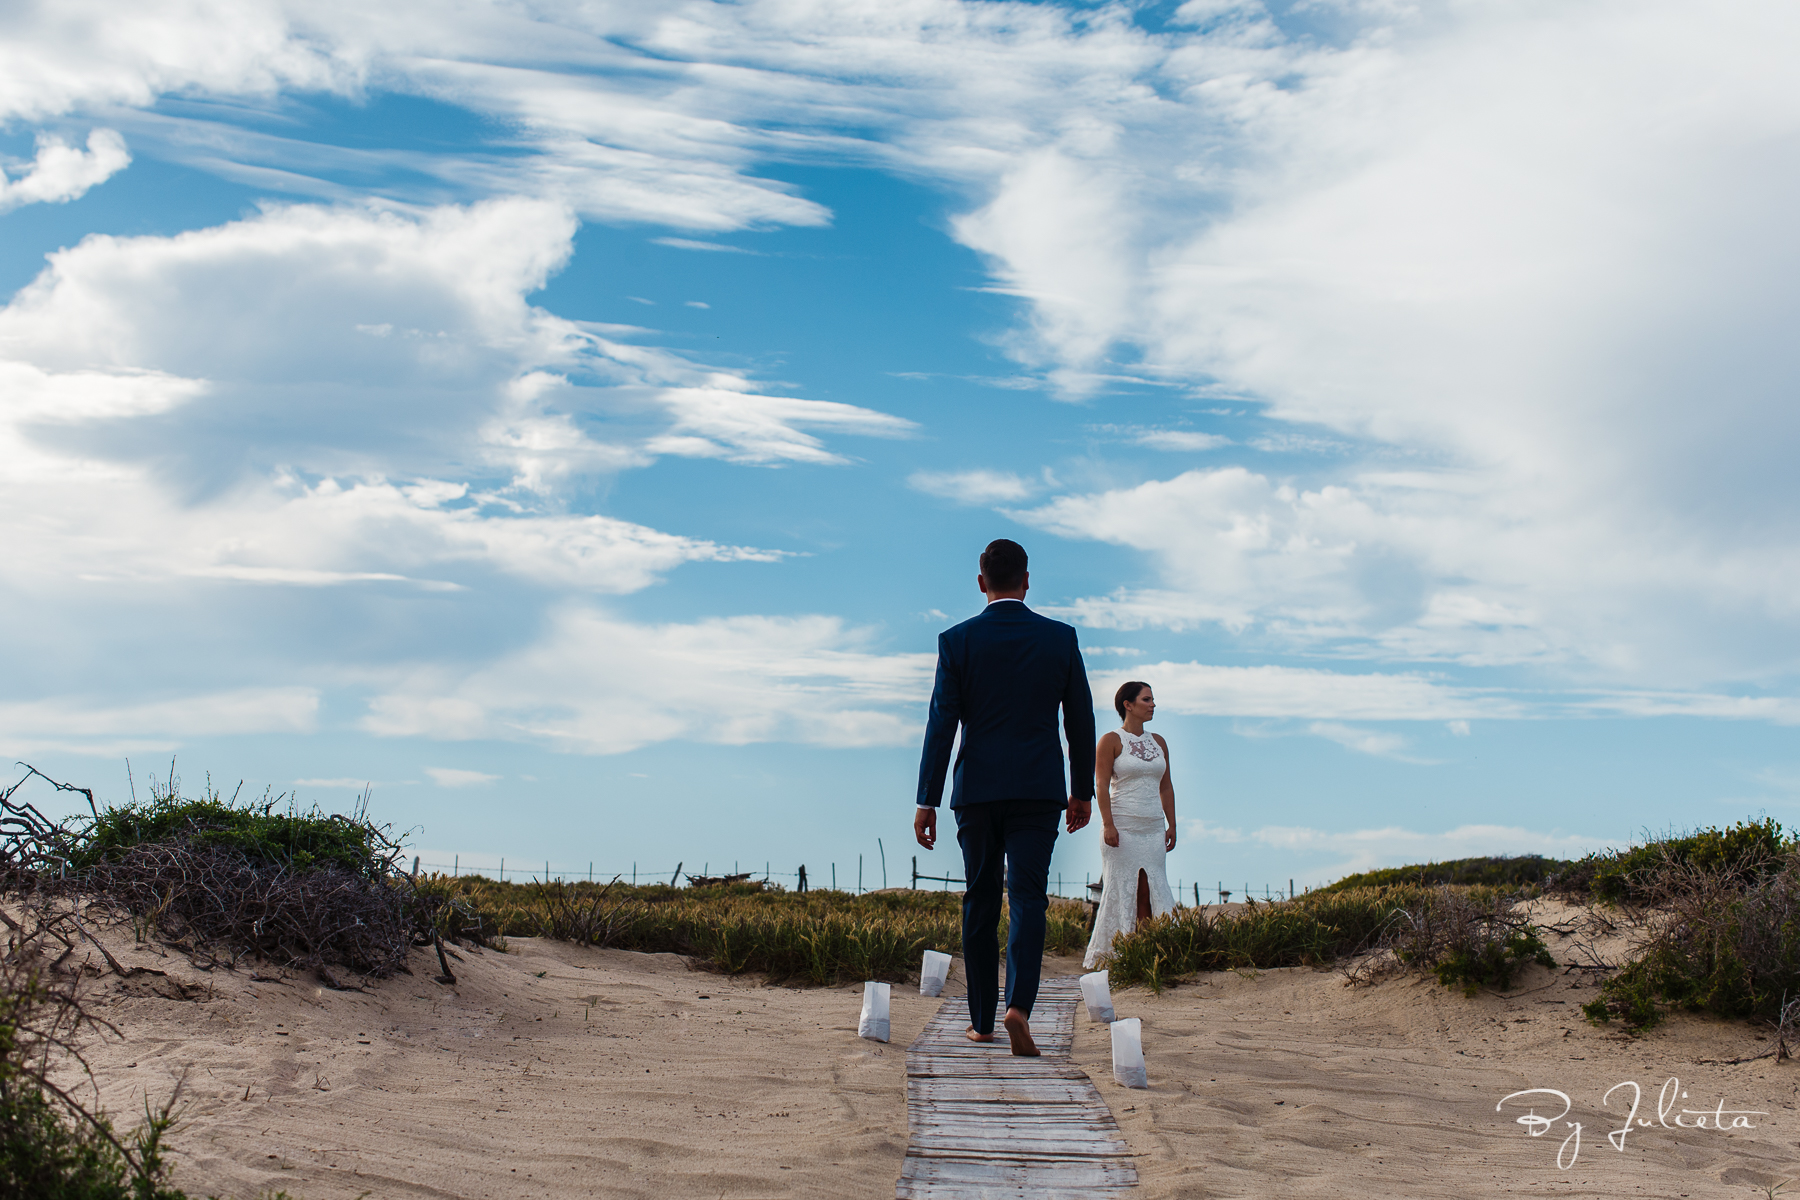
top-left (58, 906), bottom-right (1800, 1198)
top-left (1069, 904), bottom-right (1800, 1197)
top-left (71, 931), bottom-right (939, 1199)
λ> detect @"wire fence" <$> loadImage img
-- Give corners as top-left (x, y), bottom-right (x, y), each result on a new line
top-left (414, 851), bottom-right (1307, 905)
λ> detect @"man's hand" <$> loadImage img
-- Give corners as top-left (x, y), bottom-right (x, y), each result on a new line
top-left (915, 806), bottom-right (937, 850)
top-left (1065, 797), bottom-right (1091, 833)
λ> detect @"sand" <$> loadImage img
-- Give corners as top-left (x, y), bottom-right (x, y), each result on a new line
top-left (66, 930), bottom-right (940, 1199)
top-left (53, 904), bottom-right (1800, 1198)
top-left (1067, 902), bottom-right (1800, 1197)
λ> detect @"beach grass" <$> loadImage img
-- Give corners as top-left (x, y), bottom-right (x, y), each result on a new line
top-left (420, 875), bottom-right (1094, 985)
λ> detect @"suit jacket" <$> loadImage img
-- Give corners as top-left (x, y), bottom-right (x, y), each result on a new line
top-left (915, 600), bottom-right (1097, 809)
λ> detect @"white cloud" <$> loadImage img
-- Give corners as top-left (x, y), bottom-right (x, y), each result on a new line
top-left (653, 238), bottom-right (757, 254)
top-left (0, 128), bottom-right (129, 212)
top-left (1184, 821), bottom-right (1613, 880)
top-left (425, 767), bottom-right (500, 787)
top-left (1305, 721), bottom-right (1430, 764)
top-left (1024, 463), bottom-right (1800, 684)
top-left (0, 688), bottom-right (318, 758)
top-left (364, 606), bottom-right (935, 754)
top-left (909, 468), bottom-right (1038, 505)
top-left (1133, 430), bottom-right (1230, 452)
top-left (648, 386), bottom-right (914, 466)
top-left (0, 199), bottom-right (910, 594)
top-left (1090, 659), bottom-right (1800, 728)
top-left (0, 0), bottom-right (1797, 743)
top-left (1091, 660), bottom-right (1524, 723)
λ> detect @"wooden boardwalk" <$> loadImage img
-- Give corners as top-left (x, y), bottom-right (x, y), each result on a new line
top-left (896, 976), bottom-right (1138, 1198)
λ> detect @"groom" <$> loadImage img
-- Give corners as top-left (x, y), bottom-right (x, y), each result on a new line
top-left (914, 538), bottom-right (1095, 1056)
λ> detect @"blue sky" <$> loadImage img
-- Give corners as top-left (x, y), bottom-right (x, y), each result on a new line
top-left (4, 0), bottom-right (1800, 894)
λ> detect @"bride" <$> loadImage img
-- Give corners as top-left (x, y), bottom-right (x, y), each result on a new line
top-left (1083, 680), bottom-right (1178, 970)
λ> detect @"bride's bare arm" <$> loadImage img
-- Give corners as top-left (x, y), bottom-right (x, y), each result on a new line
top-left (1154, 733), bottom-right (1176, 851)
top-left (1096, 732), bottom-right (1121, 847)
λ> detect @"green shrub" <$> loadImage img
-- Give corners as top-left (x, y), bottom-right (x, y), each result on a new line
top-left (1583, 848), bottom-right (1800, 1030)
top-left (1558, 819), bottom-right (1789, 904)
top-left (1, 928), bottom-right (186, 1200)
top-left (75, 774), bottom-right (401, 879)
top-left (0, 1085), bottom-right (184, 1200)
top-left (1100, 885), bottom-right (1553, 997)
top-left (1428, 929), bottom-right (1555, 997)
top-left (1322, 856), bottom-right (1571, 893)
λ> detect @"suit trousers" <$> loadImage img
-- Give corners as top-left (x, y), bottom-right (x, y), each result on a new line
top-left (954, 798), bottom-right (1062, 1033)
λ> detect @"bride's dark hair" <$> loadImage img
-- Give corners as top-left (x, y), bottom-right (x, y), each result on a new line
top-left (1113, 680), bottom-right (1150, 720)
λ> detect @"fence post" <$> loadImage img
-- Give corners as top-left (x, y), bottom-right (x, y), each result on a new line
top-left (878, 839), bottom-right (887, 889)
top-left (671, 860), bottom-right (682, 886)
top-left (500, 858), bottom-right (504, 883)
top-left (454, 855), bottom-right (458, 877)
top-left (798, 864), bottom-right (808, 893)
top-left (858, 854), bottom-right (863, 894)
top-left (912, 856), bottom-right (917, 889)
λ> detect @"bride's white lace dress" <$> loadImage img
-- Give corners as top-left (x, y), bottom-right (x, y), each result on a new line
top-left (1083, 727), bottom-right (1176, 969)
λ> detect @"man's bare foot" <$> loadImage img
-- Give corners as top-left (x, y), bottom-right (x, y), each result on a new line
top-left (1002, 1008), bottom-right (1040, 1057)
top-left (965, 1027), bottom-right (995, 1044)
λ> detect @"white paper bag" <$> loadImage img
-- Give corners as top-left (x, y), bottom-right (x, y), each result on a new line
top-left (1111, 1017), bottom-right (1147, 1089)
top-left (858, 981), bottom-right (891, 1042)
top-left (919, 950), bottom-right (952, 997)
top-left (1080, 969), bottom-right (1115, 1023)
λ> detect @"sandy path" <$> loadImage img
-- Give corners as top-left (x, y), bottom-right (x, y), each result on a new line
top-left (1067, 958), bottom-right (1800, 1197)
top-left (71, 932), bottom-right (949, 1199)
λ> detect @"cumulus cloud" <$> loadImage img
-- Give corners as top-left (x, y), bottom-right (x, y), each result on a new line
top-left (364, 606), bottom-right (935, 754)
top-left (1026, 462), bottom-right (1800, 685)
top-left (0, 128), bottom-right (129, 212)
top-left (3, 0), bottom-right (1798, 751)
top-left (0, 198), bottom-right (907, 594)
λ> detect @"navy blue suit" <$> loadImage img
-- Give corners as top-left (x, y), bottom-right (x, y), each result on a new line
top-left (916, 599), bottom-right (1095, 1031)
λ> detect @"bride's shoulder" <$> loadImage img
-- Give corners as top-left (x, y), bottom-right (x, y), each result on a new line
top-left (1097, 729), bottom-right (1122, 750)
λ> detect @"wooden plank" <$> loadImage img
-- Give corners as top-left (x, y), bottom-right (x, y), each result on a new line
top-left (895, 975), bottom-right (1138, 1197)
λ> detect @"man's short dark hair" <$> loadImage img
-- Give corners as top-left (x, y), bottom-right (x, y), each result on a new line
top-left (979, 539), bottom-right (1028, 591)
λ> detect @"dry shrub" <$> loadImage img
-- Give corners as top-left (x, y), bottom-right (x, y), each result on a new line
top-left (1585, 846), bottom-right (1800, 1030)
top-left (1375, 887), bottom-right (1555, 996)
top-left (83, 840), bottom-right (412, 984)
top-left (3, 766), bottom-right (426, 988)
top-left (526, 878), bottom-right (640, 946)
